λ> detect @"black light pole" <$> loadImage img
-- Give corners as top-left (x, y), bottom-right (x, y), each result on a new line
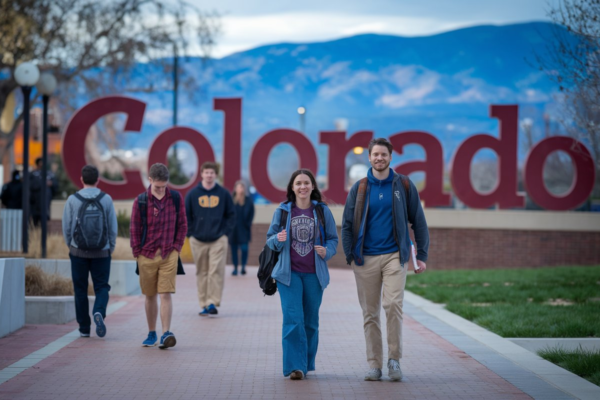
top-left (297, 106), bottom-right (306, 134)
top-left (37, 73), bottom-right (57, 258)
top-left (173, 43), bottom-right (179, 159)
top-left (21, 86), bottom-right (32, 254)
top-left (14, 62), bottom-right (40, 254)
top-left (173, 43), bottom-right (179, 127)
top-left (41, 95), bottom-right (49, 257)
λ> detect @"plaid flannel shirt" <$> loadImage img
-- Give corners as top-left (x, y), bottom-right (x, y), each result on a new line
top-left (130, 186), bottom-right (187, 259)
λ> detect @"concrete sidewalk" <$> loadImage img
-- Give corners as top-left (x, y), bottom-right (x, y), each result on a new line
top-left (0, 266), bottom-right (595, 399)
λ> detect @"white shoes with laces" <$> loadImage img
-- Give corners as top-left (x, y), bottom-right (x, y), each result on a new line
top-left (364, 368), bottom-right (382, 381)
top-left (387, 359), bottom-right (403, 381)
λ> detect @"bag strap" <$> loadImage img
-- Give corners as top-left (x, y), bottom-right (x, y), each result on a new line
top-left (170, 190), bottom-right (180, 242)
top-left (279, 209), bottom-right (288, 232)
top-left (74, 192), bottom-right (85, 203)
top-left (353, 177), bottom-right (368, 240)
top-left (400, 175), bottom-right (410, 201)
top-left (74, 191), bottom-right (106, 203)
top-left (352, 174), bottom-right (410, 236)
top-left (137, 192), bottom-right (148, 247)
top-left (315, 204), bottom-right (327, 245)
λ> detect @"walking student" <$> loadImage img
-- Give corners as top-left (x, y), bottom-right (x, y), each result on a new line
top-left (342, 138), bottom-right (429, 382)
top-left (62, 165), bottom-right (117, 338)
top-left (185, 162), bottom-right (235, 316)
top-left (130, 163), bottom-right (187, 349)
top-left (266, 169), bottom-right (338, 380)
top-left (229, 180), bottom-right (255, 276)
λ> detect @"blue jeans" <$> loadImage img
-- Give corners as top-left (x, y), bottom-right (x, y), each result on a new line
top-left (69, 254), bottom-right (111, 334)
top-left (230, 243), bottom-right (248, 269)
top-left (277, 271), bottom-right (324, 376)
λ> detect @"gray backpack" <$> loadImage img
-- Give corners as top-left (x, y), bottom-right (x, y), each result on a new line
top-left (73, 192), bottom-right (108, 250)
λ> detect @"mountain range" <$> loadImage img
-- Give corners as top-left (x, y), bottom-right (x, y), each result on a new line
top-left (84, 21), bottom-right (573, 184)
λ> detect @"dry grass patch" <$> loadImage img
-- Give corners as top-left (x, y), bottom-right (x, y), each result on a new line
top-left (25, 265), bottom-right (73, 296)
top-left (544, 298), bottom-right (575, 306)
top-left (1, 229), bottom-right (134, 260)
top-left (25, 265), bottom-right (95, 296)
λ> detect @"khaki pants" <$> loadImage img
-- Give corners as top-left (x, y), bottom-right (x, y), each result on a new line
top-left (190, 235), bottom-right (228, 308)
top-left (353, 252), bottom-right (407, 369)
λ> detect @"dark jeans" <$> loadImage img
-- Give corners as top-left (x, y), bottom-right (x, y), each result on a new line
top-left (230, 243), bottom-right (249, 269)
top-left (69, 254), bottom-right (111, 334)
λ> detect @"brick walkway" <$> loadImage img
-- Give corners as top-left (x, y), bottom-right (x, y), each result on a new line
top-left (0, 266), bottom-right (532, 400)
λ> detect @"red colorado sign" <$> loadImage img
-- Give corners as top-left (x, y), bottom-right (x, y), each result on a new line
top-left (61, 96), bottom-right (596, 210)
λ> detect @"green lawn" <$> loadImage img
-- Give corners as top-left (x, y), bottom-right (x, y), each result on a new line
top-left (538, 347), bottom-right (600, 386)
top-left (406, 266), bottom-right (600, 338)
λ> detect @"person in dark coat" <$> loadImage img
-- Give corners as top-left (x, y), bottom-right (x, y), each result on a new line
top-left (229, 180), bottom-right (255, 276)
top-left (1, 170), bottom-right (23, 209)
top-left (30, 157), bottom-right (58, 226)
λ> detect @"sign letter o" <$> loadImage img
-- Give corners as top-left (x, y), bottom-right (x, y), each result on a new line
top-left (524, 136), bottom-right (595, 210)
top-left (249, 129), bottom-right (318, 203)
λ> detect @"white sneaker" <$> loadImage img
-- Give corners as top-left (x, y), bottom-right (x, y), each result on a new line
top-left (290, 370), bottom-right (304, 380)
top-left (388, 359), bottom-right (403, 381)
top-left (364, 368), bottom-right (382, 381)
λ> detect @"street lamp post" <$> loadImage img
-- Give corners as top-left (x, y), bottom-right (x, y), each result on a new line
top-left (297, 106), bottom-right (306, 134)
top-left (14, 62), bottom-right (40, 254)
top-left (37, 73), bottom-right (57, 258)
top-left (173, 43), bottom-right (179, 159)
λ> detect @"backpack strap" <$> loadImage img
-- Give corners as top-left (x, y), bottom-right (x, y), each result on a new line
top-left (352, 174), bottom-right (410, 237)
top-left (74, 192), bottom-right (84, 202)
top-left (170, 190), bottom-right (180, 242)
top-left (400, 175), bottom-right (410, 201)
top-left (279, 209), bottom-right (288, 231)
top-left (353, 177), bottom-right (368, 241)
top-left (315, 204), bottom-right (327, 245)
top-left (74, 191), bottom-right (106, 203)
top-left (169, 190), bottom-right (186, 276)
top-left (137, 192), bottom-right (148, 247)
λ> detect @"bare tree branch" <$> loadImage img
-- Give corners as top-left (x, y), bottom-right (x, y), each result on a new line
top-left (0, 0), bottom-right (220, 163)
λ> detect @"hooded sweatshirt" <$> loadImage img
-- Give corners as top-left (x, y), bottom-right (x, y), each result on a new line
top-left (185, 182), bottom-right (235, 242)
top-left (362, 168), bottom-right (397, 255)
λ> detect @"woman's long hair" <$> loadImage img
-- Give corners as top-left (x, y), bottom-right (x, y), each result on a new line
top-left (285, 169), bottom-right (324, 204)
top-left (232, 180), bottom-right (246, 205)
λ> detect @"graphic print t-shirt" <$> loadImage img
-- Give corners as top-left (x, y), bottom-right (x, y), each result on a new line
top-left (290, 204), bottom-right (316, 273)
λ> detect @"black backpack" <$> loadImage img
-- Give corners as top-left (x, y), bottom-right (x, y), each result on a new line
top-left (135, 190), bottom-right (185, 275)
top-left (257, 210), bottom-right (288, 296)
top-left (73, 192), bottom-right (108, 250)
top-left (257, 204), bottom-right (328, 296)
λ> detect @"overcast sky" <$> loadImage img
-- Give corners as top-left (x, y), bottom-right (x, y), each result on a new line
top-left (193, 0), bottom-right (559, 58)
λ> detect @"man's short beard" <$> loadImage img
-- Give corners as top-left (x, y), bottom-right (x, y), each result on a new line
top-left (371, 161), bottom-right (390, 171)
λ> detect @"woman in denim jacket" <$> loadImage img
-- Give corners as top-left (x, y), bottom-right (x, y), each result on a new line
top-left (266, 169), bottom-right (338, 380)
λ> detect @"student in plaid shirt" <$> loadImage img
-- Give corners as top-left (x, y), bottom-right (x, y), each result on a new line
top-left (130, 163), bottom-right (187, 349)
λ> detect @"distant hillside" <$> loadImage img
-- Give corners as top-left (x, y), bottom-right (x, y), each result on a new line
top-left (82, 22), bottom-right (574, 184)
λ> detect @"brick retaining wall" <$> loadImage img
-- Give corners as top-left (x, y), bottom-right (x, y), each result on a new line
top-left (237, 224), bottom-right (600, 270)
top-left (47, 220), bottom-right (600, 270)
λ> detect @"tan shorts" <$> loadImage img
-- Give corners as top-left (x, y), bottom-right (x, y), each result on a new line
top-left (138, 249), bottom-right (178, 296)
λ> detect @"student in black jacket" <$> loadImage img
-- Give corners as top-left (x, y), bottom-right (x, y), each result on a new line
top-left (228, 180), bottom-right (255, 276)
top-left (185, 162), bottom-right (235, 316)
top-left (1, 171), bottom-right (23, 209)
